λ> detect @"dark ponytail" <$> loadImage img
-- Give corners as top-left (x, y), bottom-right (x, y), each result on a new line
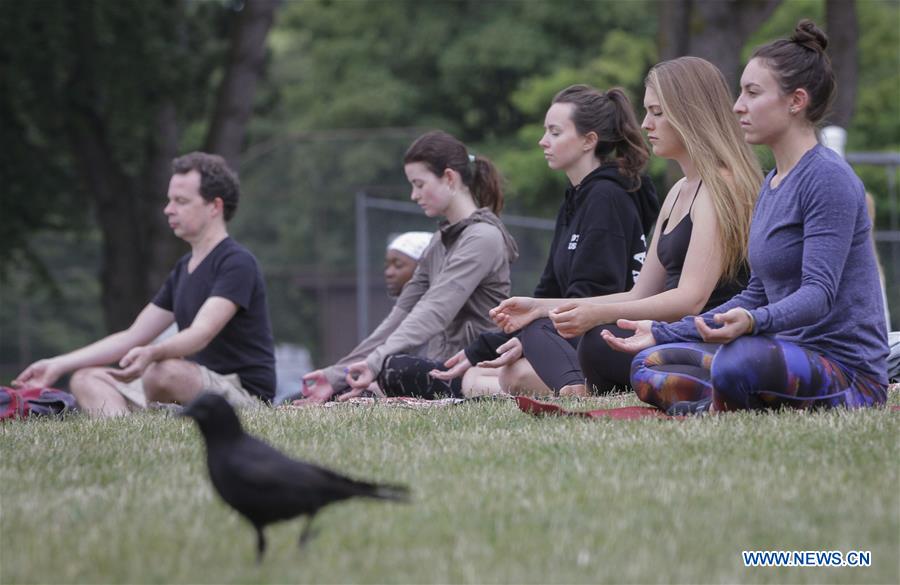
top-left (404, 130), bottom-right (504, 215)
top-left (751, 19), bottom-right (835, 125)
top-left (552, 84), bottom-right (649, 189)
top-left (470, 156), bottom-right (504, 214)
top-left (606, 89), bottom-right (650, 187)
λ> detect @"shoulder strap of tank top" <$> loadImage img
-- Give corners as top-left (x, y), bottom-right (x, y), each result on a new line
top-left (687, 179), bottom-right (703, 214)
top-left (662, 179), bottom-right (686, 225)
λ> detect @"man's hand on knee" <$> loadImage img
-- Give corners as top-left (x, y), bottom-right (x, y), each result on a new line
top-left (110, 346), bottom-right (159, 383)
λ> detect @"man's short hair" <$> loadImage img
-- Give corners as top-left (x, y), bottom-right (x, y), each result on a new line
top-left (171, 152), bottom-right (240, 221)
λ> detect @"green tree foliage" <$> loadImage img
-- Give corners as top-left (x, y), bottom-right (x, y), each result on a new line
top-left (748, 0), bottom-right (899, 152)
top-left (1, 0), bottom-right (276, 374)
top-left (747, 0), bottom-right (900, 226)
top-left (266, 0), bottom-right (655, 139)
top-left (845, 0), bottom-right (899, 231)
top-left (247, 0), bottom-right (659, 255)
top-left (851, 1), bottom-right (900, 151)
top-left (1, 0), bottom-right (232, 308)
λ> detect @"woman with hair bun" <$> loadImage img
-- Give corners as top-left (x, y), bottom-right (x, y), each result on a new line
top-left (607, 20), bottom-right (889, 414)
top-left (296, 130), bottom-right (519, 403)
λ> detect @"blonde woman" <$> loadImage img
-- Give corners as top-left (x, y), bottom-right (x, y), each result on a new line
top-left (490, 57), bottom-right (763, 394)
top-left (608, 21), bottom-right (889, 414)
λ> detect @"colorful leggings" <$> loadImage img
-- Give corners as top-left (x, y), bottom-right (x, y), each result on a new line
top-left (631, 336), bottom-right (887, 412)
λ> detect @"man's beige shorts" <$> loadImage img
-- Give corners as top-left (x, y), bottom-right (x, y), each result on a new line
top-left (116, 366), bottom-right (260, 409)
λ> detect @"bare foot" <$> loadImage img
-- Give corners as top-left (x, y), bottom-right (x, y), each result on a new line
top-left (558, 384), bottom-right (588, 397)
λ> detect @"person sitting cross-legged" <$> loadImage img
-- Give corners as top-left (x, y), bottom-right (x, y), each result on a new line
top-left (12, 152), bottom-right (276, 416)
top-left (605, 21), bottom-right (889, 414)
top-left (383, 231), bottom-right (433, 298)
top-left (295, 131), bottom-right (518, 404)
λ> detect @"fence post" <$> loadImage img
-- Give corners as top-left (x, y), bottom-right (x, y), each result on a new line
top-left (355, 191), bottom-right (369, 342)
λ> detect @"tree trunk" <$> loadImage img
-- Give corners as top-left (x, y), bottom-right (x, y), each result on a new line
top-left (825, 0), bottom-right (858, 128)
top-left (68, 110), bottom-right (154, 332)
top-left (142, 101), bottom-right (188, 301)
top-left (655, 0), bottom-right (783, 189)
top-left (657, 0), bottom-right (691, 189)
top-left (206, 0), bottom-right (280, 171)
top-left (687, 0), bottom-right (784, 90)
top-left (657, 0), bottom-right (691, 63)
top-left (69, 0), bottom-right (279, 333)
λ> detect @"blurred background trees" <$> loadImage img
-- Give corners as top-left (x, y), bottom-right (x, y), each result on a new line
top-left (1, 0), bottom-right (277, 333)
top-left (2, 0), bottom-right (898, 384)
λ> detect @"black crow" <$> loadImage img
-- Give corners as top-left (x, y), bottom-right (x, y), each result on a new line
top-left (181, 392), bottom-right (409, 562)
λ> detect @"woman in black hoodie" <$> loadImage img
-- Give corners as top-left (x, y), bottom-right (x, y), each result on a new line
top-left (433, 84), bottom-right (658, 396)
top-left (491, 58), bottom-right (762, 396)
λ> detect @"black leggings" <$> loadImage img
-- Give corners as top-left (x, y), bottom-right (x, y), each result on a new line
top-left (518, 318), bottom-right (583, 392)
top-left (576, 323), bottom-right (636, 394)
top-left (376, 354), bottom-right (463, 399)
top-left (519, 319), bottom-right (636, 394)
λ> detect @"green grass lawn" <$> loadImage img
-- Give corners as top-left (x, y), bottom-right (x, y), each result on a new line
top-left (2, 392), bottom-right (898, 584)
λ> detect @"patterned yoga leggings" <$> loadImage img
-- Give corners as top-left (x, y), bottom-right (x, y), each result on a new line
top-left (631, 336), bottom-right (887, 412)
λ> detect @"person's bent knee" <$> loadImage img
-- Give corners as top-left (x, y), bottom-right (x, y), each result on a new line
top-left (69, 367), bottom-right (129, 416)
top-left (630, 347), bottom-right (665, 408)
top-left (70, 367), bottom-right (109, 399)
top-left (461, 366), bottom-right (502, 397)
top-left (142, 360), bottom-right (198, 403)
top-left (69, 367), bottom-right (96, 394)
top-left (710, 336), bottom-right (772, 385)
top-left (498, 359), bottom-right (550, 396)
top-left (517, 318), bottom-right (552, 353)
top-left (632, 345), bottom-right (660, 371)
top-left (577, 327), bottom-right (614, 393)
top-left (710, 336), bottom-right (773, 409)
top-left (497, 362), bottom-right (524, 393)
top-left (141, 362), bottom-right (170, 402)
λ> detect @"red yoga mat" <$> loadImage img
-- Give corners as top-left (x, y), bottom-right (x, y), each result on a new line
top-left (516, 396), bottom-right (900, 418)
top-left (515, 396), bottom-right (674, 420)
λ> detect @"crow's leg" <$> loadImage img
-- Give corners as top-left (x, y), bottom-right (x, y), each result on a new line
top-left (297, 513), bottom-right (319, 549)
top-left (255, 525), bottom-right (267, 564)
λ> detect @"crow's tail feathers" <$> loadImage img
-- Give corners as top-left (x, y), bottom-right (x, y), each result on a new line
top-left (369, 482), bottom-right (410, 503)
top-left (325, 468), bottom-right (411, 503)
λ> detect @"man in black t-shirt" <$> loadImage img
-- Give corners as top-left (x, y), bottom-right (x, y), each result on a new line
top-left (12, 152), bottom-right (276, 416)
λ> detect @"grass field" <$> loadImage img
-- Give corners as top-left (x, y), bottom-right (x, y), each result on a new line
top-left (2, 391), bottom-right (898, 584)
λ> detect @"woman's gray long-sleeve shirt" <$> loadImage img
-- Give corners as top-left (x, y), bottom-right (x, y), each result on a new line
top-left (323, 208), bottom-right (518, 391)
top-left (653, 144), bottom-right (888, 384)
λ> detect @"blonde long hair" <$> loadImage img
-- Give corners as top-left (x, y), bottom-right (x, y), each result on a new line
top-left (645, 57), bottom-right (762, 281)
